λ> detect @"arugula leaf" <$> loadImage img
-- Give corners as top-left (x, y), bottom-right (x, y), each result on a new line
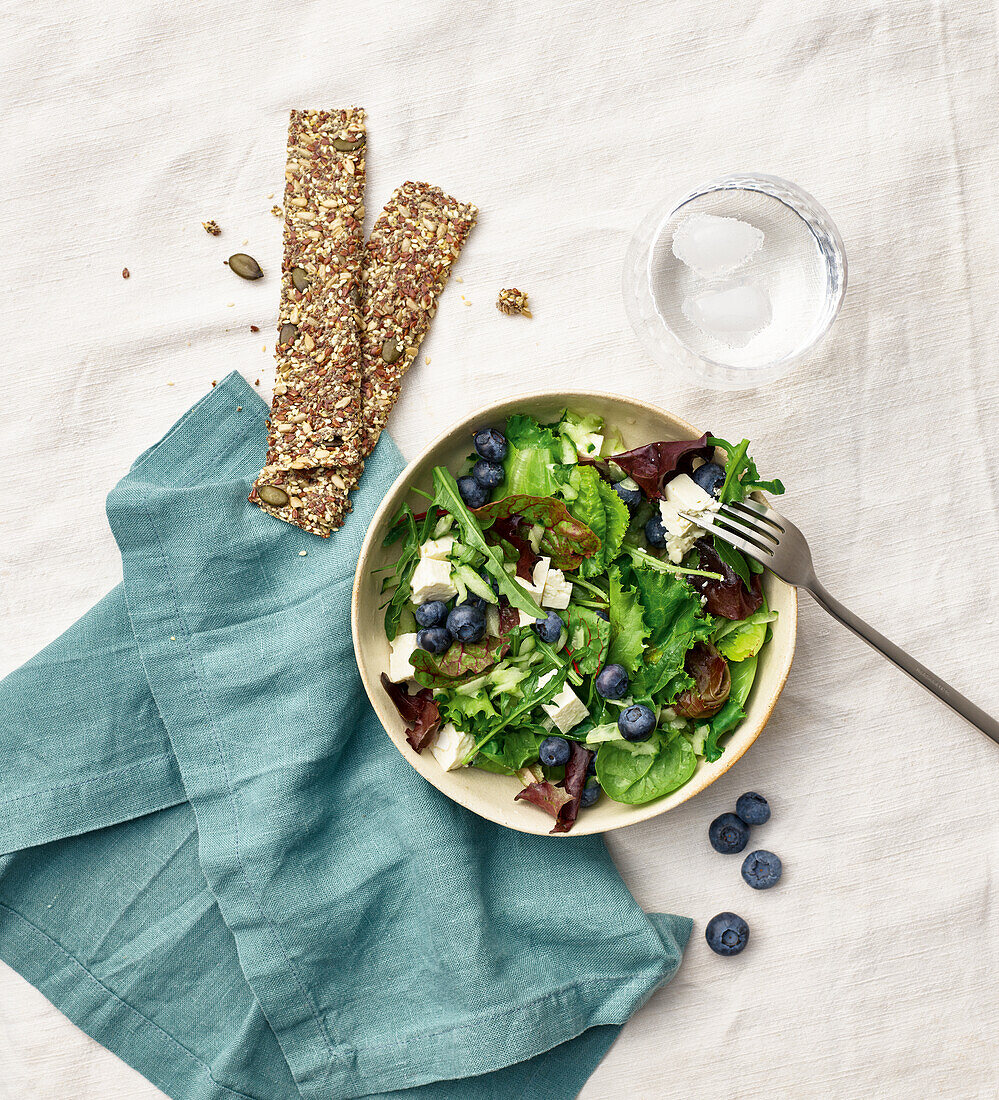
top-left (596, 730), bottom-right (697, 804)
top-left (473, 493), bottom-right (600, 571)
top-left (709, 436), bottom-right (786, 503)
top-left (432, 468), bottom-right (545, 619)
top-left (606, 566), bottom-right (648, 673)
top-left (381, 504), bottom-right (437, 640)
top-left (567, 466), bottom-right (630, 577)
top-left (564, 604), bottom-right (611, 675)
top-left (711, 537), bottom-right (752, 588)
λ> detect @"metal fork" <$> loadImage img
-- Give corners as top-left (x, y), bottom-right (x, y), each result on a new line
top-left (680, 498), bottom-right (999, 745)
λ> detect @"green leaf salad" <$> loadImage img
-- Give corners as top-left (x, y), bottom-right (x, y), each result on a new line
top-left (378, 411), bottom-right (784, 833)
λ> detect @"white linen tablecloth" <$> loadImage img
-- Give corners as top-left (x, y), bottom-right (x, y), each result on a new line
top-left (2, 0), bottom-right (999, 1096)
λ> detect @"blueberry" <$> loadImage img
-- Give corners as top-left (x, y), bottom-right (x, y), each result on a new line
top-left (586, 756), bottom-right (597, 777)
top-left (473, 427), bottom-right (508, 463)
top-left (736, 791), bottom-right (770, 826)
top-left (579, 781), bottom-right (601, 808)
top-left (691, 461), bottom-right (726, 498)
top-left (612, 481), bottom-right (642, 511)
top-left (645, 513), bottom-right (668, 548)
top-left (446, 603), bottom-right (486, 644)
top-left (539, 736), bottom-right (571, 767)
top-left (618, 704), bottom-right (656, 742)
top-left (741, 849), bottom-right (782, 890)
top-left (472, 459), bottom-right (505, 489)
top-left (595, 663), bottom-right (629, 699)
top-left (457, 475), bottom-right (490, 510)
top-left (532, 610), bottom-right (564, 644)
top-left (414, 600), bottom-right (449, 629)
top-left (708, 812), bottom-right (750, 854)
top-left (416, 626), bottom-right (451, 655)
top-left (705, 912), bottom-right (750, 957)
top-left (595, 608), bottom-right (610, 622)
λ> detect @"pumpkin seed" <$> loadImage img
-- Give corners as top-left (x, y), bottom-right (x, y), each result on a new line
top-left (291, 266), bottom-right (310, 292)
top-left (381, 338), bottom-right (403, 364)
top-left (258, 485), bottom-right (289, 507)
top-left (332, 136), bottom-right (364, 153)
top-left (279, 322), bottom-right (298, 345)
top-left (349, 285), bottom-right (361, 310)
top-left (228, 253), bottom-right (264, 280)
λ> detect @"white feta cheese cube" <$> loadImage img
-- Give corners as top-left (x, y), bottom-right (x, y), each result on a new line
top-left (541, 568), bottom-right (572, 609)
top-left (658, 474), bottom-right (720, 564)
top-left (429, 723), bottom-right (476, 771)
top-left (411, 557), bottom-right (457, 604)
top-left (537, 670), bottom-right (557, 689)
top-left (388, 632), bottom-right (419, 682)
top-left (419, 535), bottom-right (454, 561)
top-left (542, 684), bottom-right (589, 734)
top-left (514, 556), bottom-right (550, 602)
top-left (518, 610), bottom-right (535, 628)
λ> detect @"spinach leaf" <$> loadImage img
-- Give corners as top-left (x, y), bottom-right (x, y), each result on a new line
top-left (606, 566), bottom-right (648, 673)
top-left (703, 700), bottom-right (745, 762)
top-left (432, 468), bottom-right (545, 619)
top-left (596, 731), bottom-right (697, 804)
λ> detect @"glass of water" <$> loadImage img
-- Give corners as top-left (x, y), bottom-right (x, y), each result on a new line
top-left (623, 174), bottom-right (846, 390)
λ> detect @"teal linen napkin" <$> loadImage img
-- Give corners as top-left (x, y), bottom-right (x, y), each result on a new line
top-left (0, 373), bottom-right (691, 1099)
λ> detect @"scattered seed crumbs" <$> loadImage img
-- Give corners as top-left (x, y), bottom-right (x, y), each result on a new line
top-left (202, 220), bottom-right (221, 236)
top-left (425, 356), bottom-right (431, 365)
top-left (255, 379), bottom-right (260, 386)
top-left (226, 302), bottom-right (235, 307)
top-left (267, 192), bottom-right (275, 199)
top-left (122, 267), bottom-right (130, 279)
top-left (299, 550), bottom-right (308, 556)
top-left (212, 380), bottom-right (217, 386)
top-left (167, 381), bottom-right (175, 386)
top-left (242, 239), bottom-right (248, 246)
top-left (250, 324), bottom-right (260, 332)
top-left (236, 405), bottom-right (242, 411)
top-left (271, 205), bottom-right (282, 217)
top-left (455, 276), bottom-right (463, 283)
top-left (496, 288), bottom-right (532, 317)
top-left (464, 300), bottom-right (472, 306)
top-left (170, 636), bottom-right (176, 641)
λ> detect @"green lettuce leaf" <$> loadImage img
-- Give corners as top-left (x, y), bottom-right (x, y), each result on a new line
top-left (502, 415), bottom-right (562, 497)
top-left (714, 608), bottom-right (777, 662)
top-left (567, 466), bottom-right (630, 578)
top-left (596, 730), bottom-right (697, 804)
top-left (558, 410), bottom-right (605, 458)
top-left (606, 566), bottom-right (648, 673)
top-left (703, 699), bottom-right (745, 762)
top-left (443, 691), bottom-right (497, 730)
top-left (728, 653), bottom-right (758, 708)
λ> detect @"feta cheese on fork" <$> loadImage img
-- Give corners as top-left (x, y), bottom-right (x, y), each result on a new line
top-left (411, 557), bottom-right (457, 604)
top-left (388, 632), bottom-right (419, 682)
top-left (541, 568), bottom-right (572, 609)
top-left (658, 473), bottom-right (720, 564)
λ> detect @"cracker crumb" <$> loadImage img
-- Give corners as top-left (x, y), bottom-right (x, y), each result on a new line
top-left (226, 302), bottom-right (235, 307)
top-left (202, 220), bottom-right (221, 236)
top-left (167, 381), bottom-right (175, 386)
top-left (241, 239), bottom-right (248, 246)
top-left (271, 205), bottom-right (282, 217)
top-left (267, 192), bottom-right (275, 199)
top-left (122, 267), bottom-right (130, 279)
top-left (455, 276), bottom-right (463, 283)
top-left (255, 379), bottom-right (260, 386)
top-left (425, 356), bottom-right (431, 365)
top-left (170, 636), bottom-right (176, 641)
top-left (496, 288), bottom-right (532, 317)
top-left (299, 550), bottom-right (308, 557)
top-left (236, 405), bottom-right (242, 411)
top-left (211, 380), bottom-right (217, 386)
top-left (250, 324), bottom-right (260, 332)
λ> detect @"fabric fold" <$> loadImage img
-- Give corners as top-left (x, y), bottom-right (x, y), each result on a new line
top-left (1, 373), bottom-right (691, 1100)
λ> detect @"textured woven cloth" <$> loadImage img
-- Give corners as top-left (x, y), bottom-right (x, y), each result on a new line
top-left (0, 373), bottom-right (691, 1099)
top-left (4, 0), bottom-right (999, 1097)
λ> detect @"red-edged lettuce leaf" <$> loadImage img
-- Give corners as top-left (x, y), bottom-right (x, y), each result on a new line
top-left (410, 602), bottom-right (523, 687)
top-left (581, 434), bottom-right (712, 499)
top-left (380, 673), bottom-right (441, 752)
top-left (473, 494), bottom-right (600, 570)
top-left (489, 515), bottom-right (539, 581)
top-left (690, 538), bottom-right (764, 620)
top-left (411, 635), bottom-right (512, 686)
top-left (564, 604), bottom-right (611, 675)
top-left (673, 641), bottom-right (732, 719)
top-left (514, 741), bottom-right (595, 834)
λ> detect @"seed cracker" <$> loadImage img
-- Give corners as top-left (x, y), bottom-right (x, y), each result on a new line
top-left (253, 179), bottom-right (476, 537)
top-left (265, 108), bottom-right (366, 471)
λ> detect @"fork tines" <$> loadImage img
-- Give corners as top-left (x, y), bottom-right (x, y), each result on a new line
top-left (678, 500), bottom-right (782, 562)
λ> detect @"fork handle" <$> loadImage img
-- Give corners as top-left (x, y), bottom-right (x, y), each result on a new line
top-left (807, 580), bottom-right (999, 746)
